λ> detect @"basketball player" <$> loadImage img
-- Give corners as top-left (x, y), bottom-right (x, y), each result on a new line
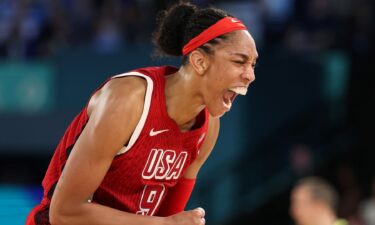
top-left (26, 2), bottom-right (258, 225)
top-left (290, 177), bottom-right (349, 225)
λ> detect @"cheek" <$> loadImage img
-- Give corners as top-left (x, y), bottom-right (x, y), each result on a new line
top-left (291, 204), bottom-right (301, 218)
top-left (297, 205), bottom-right (315, 221)
top-left (291, 201), bottom-right (308, 217)
top-left (205, 73), bottom-right (225, 94)
top-left (204, 63), bottom-right (238, 102)
top-left (210, 67), bottom-right (238, 86)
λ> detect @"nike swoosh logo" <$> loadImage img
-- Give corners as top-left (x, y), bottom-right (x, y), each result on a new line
top-left (149, 128), bottom-right (169, 136)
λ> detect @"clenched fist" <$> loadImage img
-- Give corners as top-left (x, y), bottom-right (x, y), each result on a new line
top-left (166, 207), bottom-right (206, 225)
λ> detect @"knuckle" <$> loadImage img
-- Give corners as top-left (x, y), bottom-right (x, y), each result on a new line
top-left (192, 210), bottom-right (201, 217)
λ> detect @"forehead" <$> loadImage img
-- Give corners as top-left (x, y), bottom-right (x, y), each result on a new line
top-left (213, 30), bottom-right (258, 59)
top-left (292, 186), bottom-right (313, 201)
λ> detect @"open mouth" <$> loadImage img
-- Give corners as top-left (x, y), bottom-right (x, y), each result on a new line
top-left (222, 86), bottom-right (247, 110)
top-left (223, 90), bottom-right (237, 110)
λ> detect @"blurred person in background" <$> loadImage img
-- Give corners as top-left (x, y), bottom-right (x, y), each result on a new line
top-left (360, 176), bottom-right (375, 225)
top-left (290, 177), bottom-right (349, 225)
top-left (335, 164), bottom-right (362, 225)
top-left (26, 1), bottom-right (257, 225)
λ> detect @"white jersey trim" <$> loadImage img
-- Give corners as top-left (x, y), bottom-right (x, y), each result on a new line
top-left (111, 72), bottom-right (154, 155)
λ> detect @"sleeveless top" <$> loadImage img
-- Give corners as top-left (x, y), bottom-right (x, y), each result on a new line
top-left (27, 66), bottom-right (209, 224)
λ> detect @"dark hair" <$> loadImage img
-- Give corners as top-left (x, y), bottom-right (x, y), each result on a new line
top-left (295, 177), bottom-right (339, 212)
top-left (152, 1), bottom-right (232, 64)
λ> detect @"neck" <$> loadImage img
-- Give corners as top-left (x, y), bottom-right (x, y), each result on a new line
top-left (165, 66), bottom-right (205, 131)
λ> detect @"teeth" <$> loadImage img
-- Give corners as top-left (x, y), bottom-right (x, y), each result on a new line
top-left (229, 87), bottom-right (247, 96)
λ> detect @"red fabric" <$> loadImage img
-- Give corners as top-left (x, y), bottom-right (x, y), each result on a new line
top-left (26, 199), bottom-right (50, 225)
top-left (93, 66), bottom-right (208, 216)
top-left (27, 66), bottom-right (209, 224)
top-left (26, 204), bottom-right (41, 225)
top-left (155, 178), bottom-right (196, 216)
top-left (182, 17), bottom-right (247, 55)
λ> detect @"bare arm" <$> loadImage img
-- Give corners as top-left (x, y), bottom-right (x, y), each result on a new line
top-left (49, 77), bottom-right (205, 225)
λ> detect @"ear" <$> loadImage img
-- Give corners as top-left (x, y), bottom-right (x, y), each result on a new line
top-left (188, 50), bottom-right (209, 75)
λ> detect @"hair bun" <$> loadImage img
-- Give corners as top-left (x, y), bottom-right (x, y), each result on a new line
top-left (153, 2), bottom-right (197, 56)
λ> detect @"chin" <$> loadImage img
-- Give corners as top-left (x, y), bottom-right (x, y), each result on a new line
top-left (207, 107), bottom-right (227, 118)
top-left (206, 99), bottom-right (232, 118)
top-left (210, 112), bottom-right (225, 118)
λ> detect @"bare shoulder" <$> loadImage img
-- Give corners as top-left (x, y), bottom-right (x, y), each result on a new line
top-left (83, 76), bottom-right (149, 157)
top-left (88, 76), bottom-right (148, 116)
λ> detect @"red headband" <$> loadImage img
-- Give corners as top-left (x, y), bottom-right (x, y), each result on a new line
top-left (182, 17), bottom-right (247, 55)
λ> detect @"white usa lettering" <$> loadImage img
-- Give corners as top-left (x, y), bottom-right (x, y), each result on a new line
top-left (142, 149), bottom-right (188, 180)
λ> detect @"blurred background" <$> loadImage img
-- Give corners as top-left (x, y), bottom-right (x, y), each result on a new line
top-left (0, 0), bottom-right (374, 224)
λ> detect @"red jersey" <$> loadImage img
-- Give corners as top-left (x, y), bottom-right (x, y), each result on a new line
top-left (27, 66), bottom-right (209, 225)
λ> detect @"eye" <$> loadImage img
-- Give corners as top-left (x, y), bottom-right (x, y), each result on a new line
top-left (232, 60), bottom-right (245, 65)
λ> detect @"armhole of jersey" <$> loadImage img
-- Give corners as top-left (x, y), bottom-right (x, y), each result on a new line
top-left (111, 72), bottom-right (154, 155)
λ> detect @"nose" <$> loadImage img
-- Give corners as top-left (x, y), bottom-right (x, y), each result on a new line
top-left (242, 65), bottom-right (255, 84)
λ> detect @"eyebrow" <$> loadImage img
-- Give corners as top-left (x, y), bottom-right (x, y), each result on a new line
top-left (230, 52), bottom-right (258, 61)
